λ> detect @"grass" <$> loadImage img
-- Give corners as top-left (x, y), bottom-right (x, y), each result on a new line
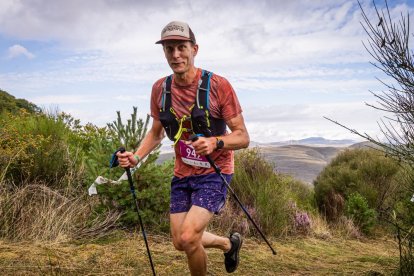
top-left (0, 233), bottom-right (398, 275)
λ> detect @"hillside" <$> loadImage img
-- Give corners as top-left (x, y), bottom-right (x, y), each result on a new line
top-left (260, 144), bottom-right (344, 184)
top-left (0, 90), bottom-right (40, 114)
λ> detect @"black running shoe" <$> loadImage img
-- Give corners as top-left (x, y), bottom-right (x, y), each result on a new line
top-left (224, 232), bottom-right (243, 273)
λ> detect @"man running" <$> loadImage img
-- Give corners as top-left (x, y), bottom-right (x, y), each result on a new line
top-left (117, 21), bottom-right (249, 275)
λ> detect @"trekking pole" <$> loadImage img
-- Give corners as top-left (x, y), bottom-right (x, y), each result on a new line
top-left (190, 135), bottom-right (277, 255)
top-left (118, 147), bottom-right (157, 276)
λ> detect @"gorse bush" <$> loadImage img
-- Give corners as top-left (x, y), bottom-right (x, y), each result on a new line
top-left (0, 109), bottom-right (84, 187)
top-left (345, 192), bottom-right (376, 234)
top-left (314, 148), bottom-right (402, 222)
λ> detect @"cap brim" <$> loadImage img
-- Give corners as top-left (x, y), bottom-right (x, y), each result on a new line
top-left (155, 35), bottom-right (192, 44)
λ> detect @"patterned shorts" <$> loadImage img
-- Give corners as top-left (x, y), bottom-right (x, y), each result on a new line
top-left (170, 173), bottom-right (233, 214)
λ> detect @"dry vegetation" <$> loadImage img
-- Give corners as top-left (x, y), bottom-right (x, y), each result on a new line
top-left (0, 182), bottom-right (121, 243)
top-left (0, 232), bottom-right (398, 275)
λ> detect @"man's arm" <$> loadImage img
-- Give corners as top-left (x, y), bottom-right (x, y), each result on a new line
top-left (118, 118), bottom-right (165, 167)
top-left (191, 113), bottom-right (250, 156)
top-left (221, 113), bottom-right (250, 150)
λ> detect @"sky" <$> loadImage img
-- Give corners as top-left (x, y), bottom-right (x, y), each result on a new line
top-left (1, 0), bottom-right (413, 143)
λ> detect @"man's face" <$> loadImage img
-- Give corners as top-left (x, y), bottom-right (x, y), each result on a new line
top-left (163, 40), bottom-right (198, 74)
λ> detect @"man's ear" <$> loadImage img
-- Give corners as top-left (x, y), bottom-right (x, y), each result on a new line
top-left (193, 44), bottom-right (199, 56)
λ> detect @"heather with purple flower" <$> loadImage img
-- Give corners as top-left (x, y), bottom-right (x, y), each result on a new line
top-left (294, 211), bottom-right (312, 234)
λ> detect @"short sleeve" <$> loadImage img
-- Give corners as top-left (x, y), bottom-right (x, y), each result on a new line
top-left (216, 77), bottom-right (242, 120)
top-left (150, 78), bottom-right (164, 120)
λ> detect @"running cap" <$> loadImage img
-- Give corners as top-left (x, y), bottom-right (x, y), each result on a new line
top-left (155, 21), bottom-right (196, 44)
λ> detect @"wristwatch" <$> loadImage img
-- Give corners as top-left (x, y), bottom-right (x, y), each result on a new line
top-left (215, 137), bottom-right (224, 151)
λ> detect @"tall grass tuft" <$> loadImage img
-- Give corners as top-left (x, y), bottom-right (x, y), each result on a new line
top-left (0, 180), bottom-right (120, 242)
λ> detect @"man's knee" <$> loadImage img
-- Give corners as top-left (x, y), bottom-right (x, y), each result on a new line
top-left (172, 235), bottom-right (185, 251)
top-left (178, 229), bottom-right (201, 254)
top-left (171, 230), bottom-right (200, 252)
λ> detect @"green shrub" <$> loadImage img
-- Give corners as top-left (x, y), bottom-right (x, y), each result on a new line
top-left (86, 107), bottom-right (173, 232)
top-left (229, 148), bottom-right (316, 236)
top-left (96, 160), bottom-right (173, 232)
top-left (345, 192), bottom-right (376, 234)
top-left (83, 107), bottom-right (156, 185)
top-left (0, 109), bottom-right (84, 187)
top-left (314, 148), bottom-right (403, 222)
top-left (391, 166), bottom-right (414, 228)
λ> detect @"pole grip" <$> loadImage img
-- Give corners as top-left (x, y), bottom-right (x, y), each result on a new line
top-left (189, 134), bottom-right (221, 173)
top-left (189, 134), bottom-right (200, 142)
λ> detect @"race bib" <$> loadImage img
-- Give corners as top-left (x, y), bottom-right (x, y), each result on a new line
top-left (178, 141), bottom-right (211, 168)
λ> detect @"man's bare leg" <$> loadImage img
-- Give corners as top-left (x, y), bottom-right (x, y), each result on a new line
top-left (170, 206), bottom-right (231, 276)
top-left (171, 213), bottom-right (231, 251)
top-left (202, 231), bottom-right (231, 252)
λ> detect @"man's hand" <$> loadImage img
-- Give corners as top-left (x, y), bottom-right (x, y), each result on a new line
top-left (188, 136), bottom-right (216, 156)
top-left (116, 151), bottom-right (138, 168)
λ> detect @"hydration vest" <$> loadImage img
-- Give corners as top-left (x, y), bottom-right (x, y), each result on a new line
top-left (159, 70), bottom-right (226, 144)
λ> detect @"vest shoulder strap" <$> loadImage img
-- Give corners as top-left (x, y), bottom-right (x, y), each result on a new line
top-left (196, 70), bottom-right (213, 110)
top-left (161, 75), bottom-right (173, 112)
top-left (161, 70), bottom-right (213, 112)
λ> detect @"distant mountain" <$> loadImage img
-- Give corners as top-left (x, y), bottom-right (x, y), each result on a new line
top-left (252, 136), bottom-right (356, 147)
top-left (297, 137), bottom-right (355, 145)
top-left (260, 144), bottom-right (345, 184)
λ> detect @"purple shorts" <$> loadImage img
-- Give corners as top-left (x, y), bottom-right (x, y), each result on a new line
top-left (170, 173), bottom-right (232, 214)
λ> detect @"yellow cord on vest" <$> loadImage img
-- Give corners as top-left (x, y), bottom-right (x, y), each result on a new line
top-left (173, 115), bottom-right (191, 146)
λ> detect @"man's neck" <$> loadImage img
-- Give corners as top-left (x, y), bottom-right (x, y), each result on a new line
top-left (174, 67), bottom-right (197, 86)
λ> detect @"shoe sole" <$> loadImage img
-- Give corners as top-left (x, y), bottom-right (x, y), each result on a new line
top-left (229, 232), bottom-right (243, 273)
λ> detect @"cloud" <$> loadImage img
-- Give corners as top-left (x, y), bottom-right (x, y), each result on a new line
top-left (113, 94), bottom-right (149, 102)
top-left (32, 94), bottom-right (98, 105)
top-left (0, 0), bottom-right (410, 66)
top-left (244, 102), bottom-right (387, 142)
top-left (0, 0), bottom-right (412, 142)
top-left (6, 44), bottom-right (35, 59)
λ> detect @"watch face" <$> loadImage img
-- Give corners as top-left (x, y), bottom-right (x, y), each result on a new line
top-left (217, 139), bottom-right (224, 150)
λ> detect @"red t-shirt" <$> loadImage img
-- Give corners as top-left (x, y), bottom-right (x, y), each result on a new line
top-left (150, 68), bottom-right (242, 178)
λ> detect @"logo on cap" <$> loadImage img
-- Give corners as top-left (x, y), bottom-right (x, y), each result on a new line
top-left (156, 21), bottom-right (196, 44)
top-left (162, 24), bottom-right (185, 34)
